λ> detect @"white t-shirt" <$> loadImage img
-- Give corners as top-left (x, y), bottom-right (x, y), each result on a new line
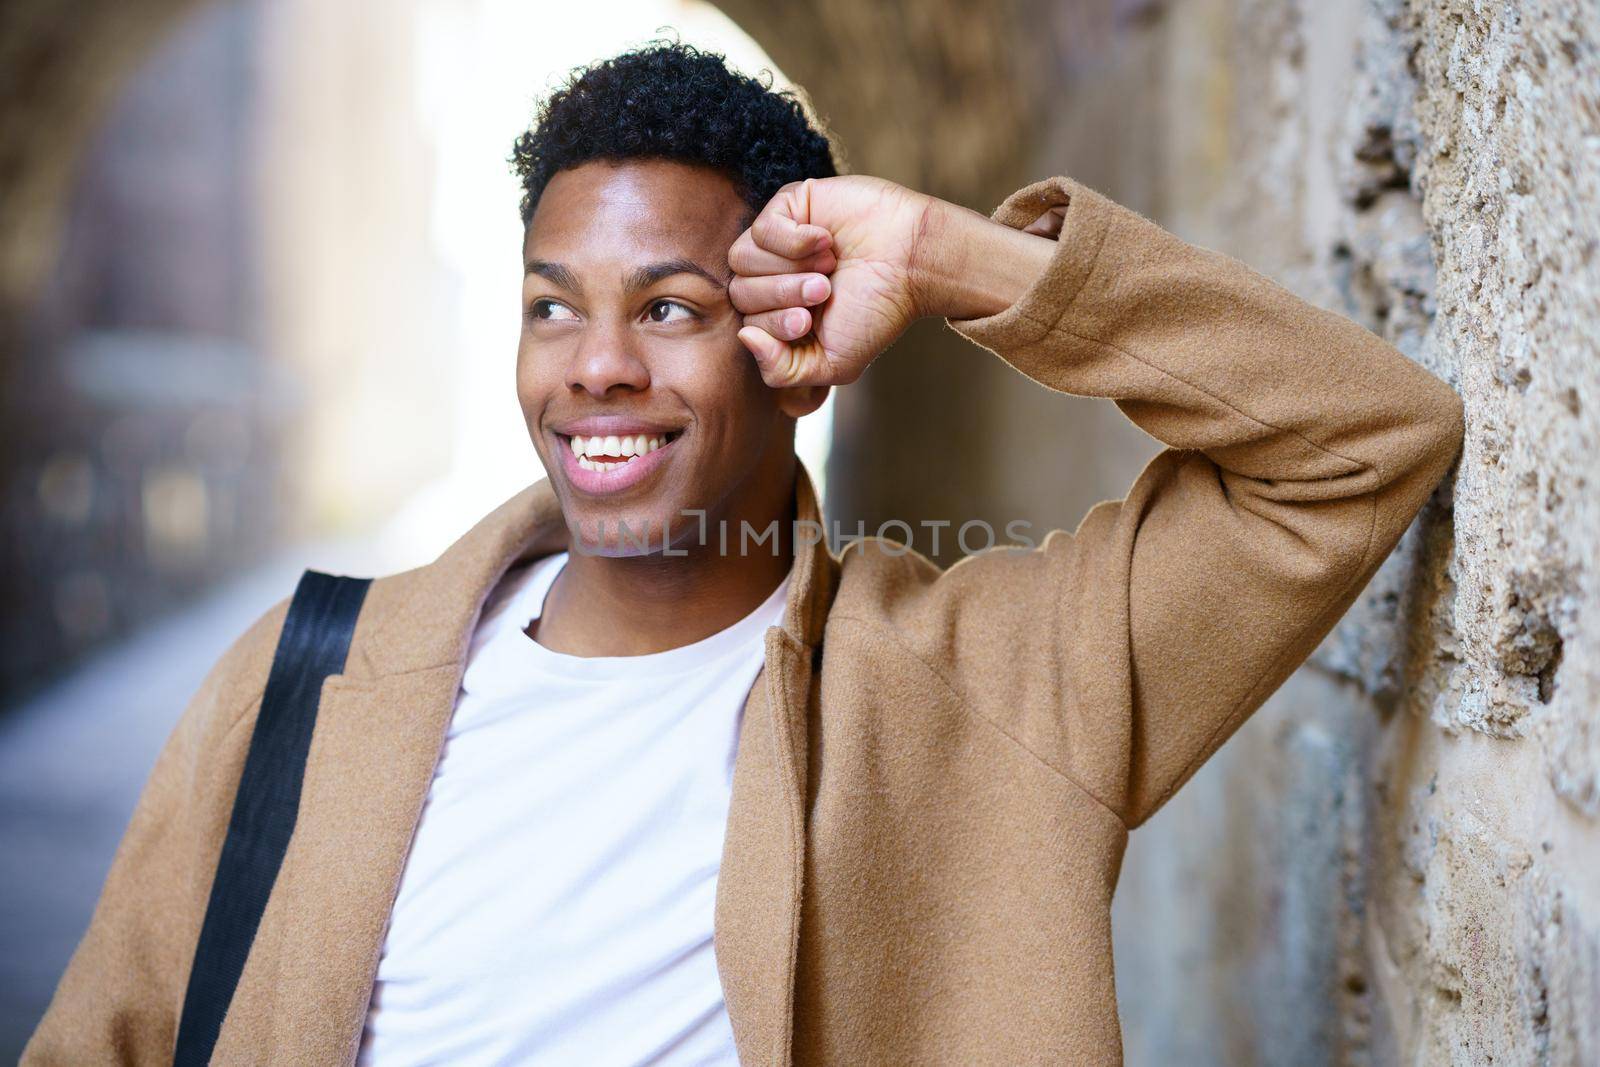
top-left (357, 551), bottom-right (788, 1066)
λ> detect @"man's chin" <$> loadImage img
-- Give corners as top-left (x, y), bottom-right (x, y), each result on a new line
top-left (562, 510), bottom-right (682, 558)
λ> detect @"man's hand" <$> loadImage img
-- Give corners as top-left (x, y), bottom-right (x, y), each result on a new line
top-left (728, 176), bottom-right (927, 387)
top-left (728, 175), bottom-right (1056, 388)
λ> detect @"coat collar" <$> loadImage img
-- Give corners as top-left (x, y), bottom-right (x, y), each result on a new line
top-left (264, 467), bottom-right (834, 1065)
top-left (347, 466), bottom-right (836, 679)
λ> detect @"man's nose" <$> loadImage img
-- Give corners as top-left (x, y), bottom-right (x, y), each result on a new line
top-left (566, 325), bottom-right (650, 398)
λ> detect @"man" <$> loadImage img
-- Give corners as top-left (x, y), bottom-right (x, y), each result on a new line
top-left (26, 41), bottom-right (1462, 1065)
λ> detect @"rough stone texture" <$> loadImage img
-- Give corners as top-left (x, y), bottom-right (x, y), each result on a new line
top-left (1089, 1), bottom-right (1600, 1063)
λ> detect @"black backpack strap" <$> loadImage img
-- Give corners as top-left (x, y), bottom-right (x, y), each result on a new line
top-left (173, 570), bottom-right (371, 1066)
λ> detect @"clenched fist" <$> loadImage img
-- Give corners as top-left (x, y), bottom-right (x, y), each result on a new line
top-left (728, 175), bottom-right (1057, 388)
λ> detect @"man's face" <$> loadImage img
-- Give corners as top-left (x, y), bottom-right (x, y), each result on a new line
top-left (517, 159), bottom-right (810, 554)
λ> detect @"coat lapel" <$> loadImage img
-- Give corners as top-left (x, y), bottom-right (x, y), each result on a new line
top-left (263, 667), bottom-right (462, 1062)
top-left (252, 483), bottom-right (566, 1064)
top-left (241, 472), bottom-right (835, 1065)
top-left (716, 473), bottom-right (837, 1066)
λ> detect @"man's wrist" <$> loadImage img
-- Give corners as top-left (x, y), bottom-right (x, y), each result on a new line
top-left (908, 198), bottom-right (1056, 322)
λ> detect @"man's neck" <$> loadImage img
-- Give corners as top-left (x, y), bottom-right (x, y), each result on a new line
top-left (530, 484), bottom-right (797, 658)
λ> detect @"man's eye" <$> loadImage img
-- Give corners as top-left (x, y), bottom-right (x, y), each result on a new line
top-left (647, 300), bottom-right (694, 324)
top-left (529, 299), bottom-right (578, 322)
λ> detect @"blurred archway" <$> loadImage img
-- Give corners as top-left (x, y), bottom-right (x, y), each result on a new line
top-left (0, 0), bottom-right (1169, 1059)
top-left (0, 0), bottom-right (858, 704)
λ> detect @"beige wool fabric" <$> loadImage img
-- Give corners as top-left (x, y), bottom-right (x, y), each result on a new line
top-left (25, 176), bottom-right (1463, 1065)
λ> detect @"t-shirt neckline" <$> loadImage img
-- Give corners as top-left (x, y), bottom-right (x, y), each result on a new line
top-left (483, 551), bottom-right (791, 682)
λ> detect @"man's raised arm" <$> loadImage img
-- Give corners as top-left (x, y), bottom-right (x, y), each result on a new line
top-left (729, 174), bottom-right (1464, 827)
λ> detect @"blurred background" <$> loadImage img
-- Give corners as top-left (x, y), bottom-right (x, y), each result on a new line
top-left (1, 0), bottom-right (1596, 1063)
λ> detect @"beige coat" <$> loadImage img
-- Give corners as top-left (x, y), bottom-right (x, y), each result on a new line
top-left (25, 176), bottom-right (1464, 1065)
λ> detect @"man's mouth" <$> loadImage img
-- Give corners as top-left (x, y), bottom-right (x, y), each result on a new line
top-left (564, 431), bottom-right (681, 472)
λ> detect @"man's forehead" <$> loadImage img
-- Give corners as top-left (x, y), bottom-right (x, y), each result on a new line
top-left (525, 160), bottom-right (748, 259)
top-left (524, 208), bottom-right (735, 261)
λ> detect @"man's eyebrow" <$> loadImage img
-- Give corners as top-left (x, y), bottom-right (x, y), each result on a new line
top-left (524, 259), bottom-right (583, 294)
top-left (625, 258), bottom-right (729, 293)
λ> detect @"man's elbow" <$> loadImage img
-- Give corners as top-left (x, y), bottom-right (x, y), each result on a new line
top-left (1419, 378), bottom-right (1466, 480)
top-left (1375, 376), bottom-right (1464, 534)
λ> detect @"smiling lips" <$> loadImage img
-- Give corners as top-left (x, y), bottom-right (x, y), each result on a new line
top-left (555, 427), bottom-right (681, 494)
top-left (568, 433), bottom-right (671, 472)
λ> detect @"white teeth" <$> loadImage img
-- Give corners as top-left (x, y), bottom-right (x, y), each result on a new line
top-left (568, 432), bottom-right (672, 470)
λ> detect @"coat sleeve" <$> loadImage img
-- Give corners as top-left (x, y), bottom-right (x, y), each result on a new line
top-left (933, 176), bottom-right (1463, 828)
top-left (21, 601), bottom-right (287, 1066)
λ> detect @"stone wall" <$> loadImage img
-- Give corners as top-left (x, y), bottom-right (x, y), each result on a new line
top-left (1085, 1), bottom-right (1599, 1063)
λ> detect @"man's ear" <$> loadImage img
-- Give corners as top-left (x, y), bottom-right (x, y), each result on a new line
top-left (776, 384), bottom-right (831, 419)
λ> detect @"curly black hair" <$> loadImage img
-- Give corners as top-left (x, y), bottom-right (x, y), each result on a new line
top-left (510, 41), bottom-right (838, 225)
